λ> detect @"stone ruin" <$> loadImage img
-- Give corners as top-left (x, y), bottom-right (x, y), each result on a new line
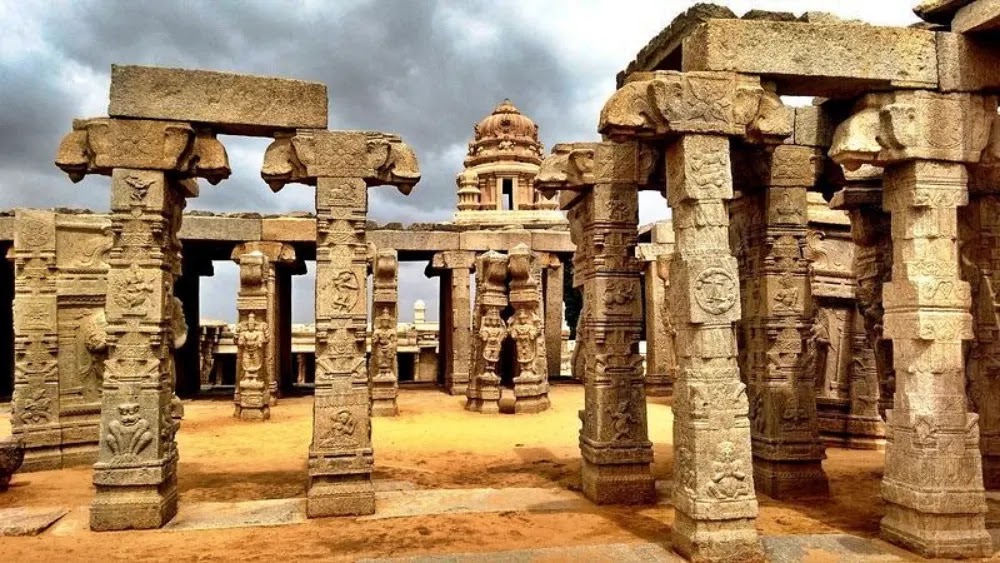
top-left (1, 1), bottom-right (1000, 561)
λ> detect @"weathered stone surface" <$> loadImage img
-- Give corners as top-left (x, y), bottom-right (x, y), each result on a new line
top-left (178, 215), bottom-right (261, 242)
top-left (937, 32), bottom-right (1000, 92)
top-left (466, 251), bottom-right (508, 414)
top-left (508, 244), bottom-right (550, 414)
top-left (681, 19), bottom-right (938, 95)
top-left (953, 0), bottom-right (1000, 33)
top-left (108, 65), bottom-right (328, 136)
top-left (0, 438), bottom-right (24, 490)
top-left (0, 507), bottom-right (69, 536)
top-left (915, 0), bottom-right (975, 23)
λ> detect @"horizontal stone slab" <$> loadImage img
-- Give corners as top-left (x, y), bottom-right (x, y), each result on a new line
top-left (681, 19), bottom-right (938, 96)
top-left (0, 507), bottom-right (69, 536)
top-left (937, 32), bottom-right (1000, 92)
top-left (953, 0), bottom-right (1000, 33)
top-left (109, 65), bottom-right (328, 136)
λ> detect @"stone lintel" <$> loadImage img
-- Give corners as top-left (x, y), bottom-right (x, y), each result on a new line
top-left (261, 217), bottom-right (317, 242)
top-left (369, 230), bottom-right (461, 254)
top-left (460, 230), bottom-right (532, 251)
top-left (0, 215), bottom-right (13, 243)
top-left (178, 215), bottom-right (261, 242)
top-left (109, 64), bottom-right (328, 137)
top-left (952, 0), bottom-right (1000, 33)
top-left (938, 32), bottom-right (1000, 92)
top-left (429, 250), bottom-right (477, 272)
top-left (681, 19), bottom-right (939, 96)
top-left (915, 0), bottom-right (975, 23)
top-left (792, 106), bottom-right (836, 148)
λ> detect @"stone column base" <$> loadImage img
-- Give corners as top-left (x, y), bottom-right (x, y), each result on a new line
top-left (753, 459), bottom-right (829, 499)
top-left (881, 504), bottom-right (992, 559)
top-left (445, 382), bottom-right (468, 396)
top-left (90, 481), bottom-right (178, 531)
top-left (306, 476), bottom-right (375, 518)
top-left (644, 381), bottom-right (673, 397)
top-left (671, 513), bottom-right (764, 563)
top-left (371, 399), bottom-right (399, 417)
top-left (580, 460), bottom-right (655, 505)
top-left (465, 397), bottom-right (500, 414)
top-left (234, 404), bottom-right (270, 421)
top-left (19, 446), bottom-right (65, 472)
top-left (513, 394), bottom-right (550, 414)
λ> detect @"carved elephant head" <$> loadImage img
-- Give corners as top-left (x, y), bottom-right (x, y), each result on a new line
top-left (536, 143), bottom-right (596, 196)
top-left (829, 107), bottom-right (883, 171)
top-left (366, 137), bottom-right (421, 195)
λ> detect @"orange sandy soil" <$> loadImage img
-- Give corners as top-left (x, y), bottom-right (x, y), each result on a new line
top-left (0, 384), bottom-right (888, 562)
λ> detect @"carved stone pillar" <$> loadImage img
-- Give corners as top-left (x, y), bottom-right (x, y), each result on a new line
top-left (732, 144), bottom-right (829, 498)
top-left (466, 251), bottom-right (508, 414)
top-left (597, 69), bottom-right (795, 560)
top-left (542, 255), bottom-right (565, 380)
top-left (54, 116), bottom-right (228, 531)
top-left (428, 250), bottom-right (476, 395)
top-left (370, 249), bottom-right (399, 417)
top-left (637, 223), bottom-right (676, 397)
top-left (11, 210), bottom-right (60, 471)
top-left (831, 91), bottom-right (996, 558)
top-left (174, 256), bottom-right (210, 398)
top-left (199, 325), bottom-right (221, 389)
top-left (509, 244), bottom-right (549, 413)
top-left (261, 129), bottom-right (420, 518)
top-left (232, 241), bottom-right (296, 421)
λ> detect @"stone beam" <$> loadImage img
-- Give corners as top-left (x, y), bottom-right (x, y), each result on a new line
top-left (953, 0), bottom-right (1000, 33)
top-left (108, 65), bottom-right (328, 137)
top-left (680, 19), bottom-right (939, 96)
top-left (178, 215), bottom-right (262, 242)
top-left (915, 0), bottom-right (975, 23)
top-left (937, 33), bottom-right (1000, 92)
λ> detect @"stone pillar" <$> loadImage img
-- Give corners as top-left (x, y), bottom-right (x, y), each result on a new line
top-left (830, 91), bottom-right (995, 558)
top-left (261, 129), bottom-right (420, 518)
top-left (199, 325), bottom-right (221, 389)
top-left (54, 116), bottom-right (228, 530)
top-left (666, 134), bottom-right (761, 559)
top-left (637, 222), bottom-right (676, 397)
top-left (578, 143), bottom-right (654, 504)
top-left (542, 255), bottom-right (564, 379)
top-left (370, 249), bottom-right (399, 417)
top-left (174, 256), bottom-right (210, 398)
top-left (428, 251), bottom-right (476, 395)
top-left (466, 251), bottom-right (508, 414)
top-left (11, 209), bottom-right (61, 471)
top-left (232, 241), bottom-right (297, 421)
top-left (509, 244), bottom-right (549, 413)
top-left (732, 144), bottom-right (829, 498)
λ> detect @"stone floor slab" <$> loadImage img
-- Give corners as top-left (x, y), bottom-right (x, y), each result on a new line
top-left (359, 487), bottom-right (592, 521)
top-left (760, 534), bottom-right (911, 562)
top-left (359, 542), bottom-right (681, 563)
top-left (161, 498), bottom-right (306, 531)
top-left (0, 506), bottom-right (69, 536)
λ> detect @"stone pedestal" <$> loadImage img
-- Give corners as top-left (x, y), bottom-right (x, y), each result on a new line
top-left (466, 251), bottom-right (508, 414)
top-left (732, 145), bottom-right (828, 499)
top-left (370, 249), bottom-right (399, 417)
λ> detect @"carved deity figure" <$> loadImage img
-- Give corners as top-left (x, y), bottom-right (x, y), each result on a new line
top-left (76, 310), bottom-right (108, 390)
top-left (236, 313), bottom-right (269, 377)
top-left (509, 309), bottom-right (541, 368)
top-left (107, 402), bottom-right (153, 462)
top-left (772, 273), bottom-right (799, 312)
top-left (371, 310), bottom-right (397, 377)
top-left (480, 310), bottom-right (507, 365)
top-left (805, 309), bottom-right (832, 392)
top-left (707, 441), bottom-right (750, 500)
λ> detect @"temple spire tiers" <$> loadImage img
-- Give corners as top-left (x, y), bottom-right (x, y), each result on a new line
top-left (730, 142), bottom-right (830, 498)
top-left (54, 116), bottom-right (226, 530)
top-left (538, 140), bottom-right (656, 505)
top-left (831, 90), bottom-right (996, 558)
top-left (370, 249), bottom-right (400, 417)
top-left (453, 99), bottom-right (565, 228)
top-left (262, 129), bottom-right (420, 518)
top-left (598, 69), bottom-right (796, 562)
top-left (231, 241), bottom-right (298, 421)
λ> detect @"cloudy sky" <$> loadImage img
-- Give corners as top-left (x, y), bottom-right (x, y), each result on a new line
top-left (0, 0), bottom-right (919, 323)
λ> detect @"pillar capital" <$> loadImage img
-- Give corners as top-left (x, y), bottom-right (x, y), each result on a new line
top-left (261, 130), bottom-right (420, 193)
top-left (598, 71), bottom-right (792, 143)
top-left (830, 91), bottom-right (997, 170)
top-left (231, 241), bottom-right (298, 265)
top-left (429, 250), bottom-right (477, 272)
top-left (55, 117), bottom-right (230, 184)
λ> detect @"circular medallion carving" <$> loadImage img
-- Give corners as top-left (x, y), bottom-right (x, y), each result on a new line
top-left (694, 267), bottom-right (737, 315)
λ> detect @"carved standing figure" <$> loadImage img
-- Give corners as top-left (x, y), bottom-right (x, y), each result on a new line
top-left (371, 310), bottom-right (397, 378)
top-left (236, 313), bottom-right (269, 378)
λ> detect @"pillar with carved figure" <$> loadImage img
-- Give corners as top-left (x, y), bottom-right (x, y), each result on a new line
top-left (370, 249), bottom-right (399, 417)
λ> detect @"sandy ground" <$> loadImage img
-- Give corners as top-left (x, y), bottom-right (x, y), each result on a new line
top-left (0, 384), bottom-right (889, 562)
